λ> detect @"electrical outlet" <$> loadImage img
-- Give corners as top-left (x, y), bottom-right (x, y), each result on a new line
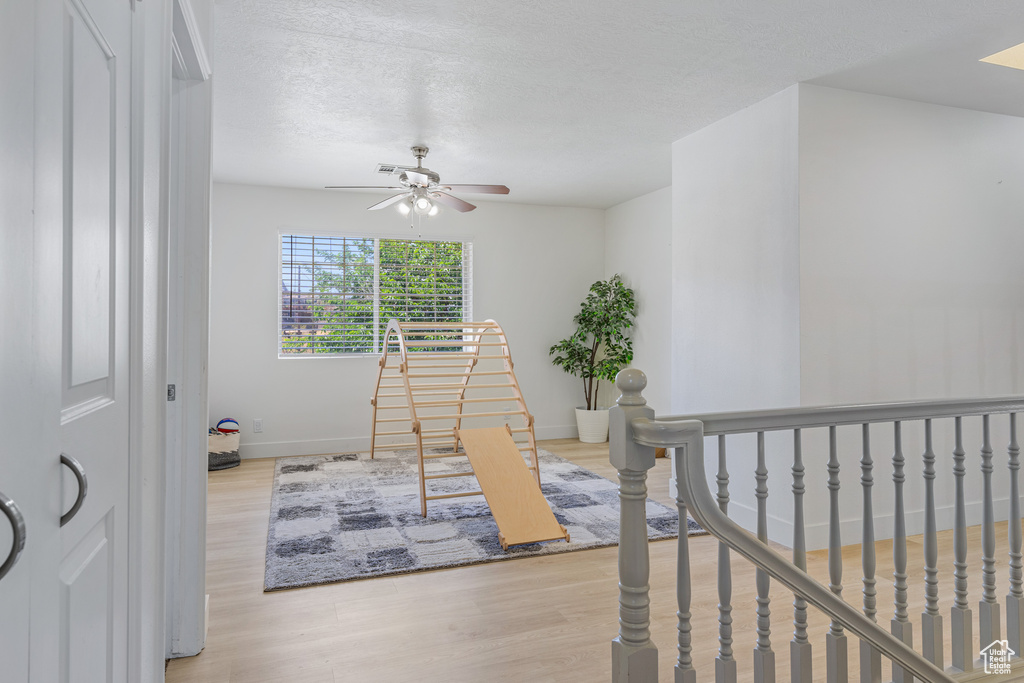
top-left (253, 418), bottom-right (263, 433)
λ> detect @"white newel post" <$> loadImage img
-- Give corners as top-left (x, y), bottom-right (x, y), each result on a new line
top-left (610, 369), bottom-right (658, 683)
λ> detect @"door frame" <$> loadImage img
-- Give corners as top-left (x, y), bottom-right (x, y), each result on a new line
top-left (164, 0), bottom-right (212, 658)
top-left (124, 0), bottom-right (179, 678)
top-left (119, 0), bottom-right (212, 674)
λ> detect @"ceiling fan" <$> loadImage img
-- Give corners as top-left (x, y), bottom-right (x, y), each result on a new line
top-left (325, 146), bottom-right (509, 215)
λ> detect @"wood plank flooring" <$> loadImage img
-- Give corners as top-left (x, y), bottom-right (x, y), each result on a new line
top-left (166, 439), bottom-right (1021, 682)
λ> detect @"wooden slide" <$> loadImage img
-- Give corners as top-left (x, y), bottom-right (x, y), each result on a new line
top-left (457, 426), bottom-right (570, 550)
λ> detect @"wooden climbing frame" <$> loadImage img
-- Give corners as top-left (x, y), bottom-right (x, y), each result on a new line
top-left (369, 319), bottom-right (541, 516)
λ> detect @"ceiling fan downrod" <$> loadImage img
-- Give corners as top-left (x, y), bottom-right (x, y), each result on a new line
top-left (411, 145), bottom-right (429, 169)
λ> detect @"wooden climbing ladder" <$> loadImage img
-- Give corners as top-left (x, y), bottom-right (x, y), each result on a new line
top-left (370, 320), bottom-right (568, 549)
top-left (369, 319), bottom-right (541, 517)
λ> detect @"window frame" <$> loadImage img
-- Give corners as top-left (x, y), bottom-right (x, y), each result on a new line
top-left (277, 230), bottom-right (473, 359)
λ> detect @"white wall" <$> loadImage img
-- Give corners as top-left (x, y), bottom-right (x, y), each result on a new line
top-left (799, 84), bottom-right (1024, 405)
top-left (209, 183), bottom-right (605, 458)
top-left (796, 84), bottom-right (1024, 549)
top-left (604, 186), bottom-right (672, 412)
top-left (671, 86), bottom-right (802, 416)
top-left (668, 87), bottom-right (803, 541)
top-left (668, 84), bottom-right (1024, 549)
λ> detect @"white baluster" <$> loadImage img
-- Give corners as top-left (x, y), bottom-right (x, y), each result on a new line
top-left (980, 414), bottom-right (1000, 648)
top-left (891, 421), bottom-right (913, 683)
top-left (826, 426), bottom-right (847, 683)
top-left (791, 429), bottom-right (812, 683)
top-left (717, 435), bottom-right (737, 683)
top-left (609, 369), bottom-right (658, 683)
top-left (951, 417), bottom-right (973, 673)
top-left (860, 424), bottom-right (881, 683)
top-left (754, 431), bottom-right (776, 683)
top-left (921, 419), bottom-right (943, 668)
top-left (1008, 414), bottom-right (1024, 659)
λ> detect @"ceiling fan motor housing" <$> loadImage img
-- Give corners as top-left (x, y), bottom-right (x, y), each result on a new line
top-left (401, 168), bottom-right (441, 186)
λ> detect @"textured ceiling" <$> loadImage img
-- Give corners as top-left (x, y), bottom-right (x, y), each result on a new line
top-left (212, 0), bottom-right (1024, 209)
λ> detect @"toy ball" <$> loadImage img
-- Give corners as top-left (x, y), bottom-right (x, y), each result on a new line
top-left (216, 418), bottom-right (240, 434)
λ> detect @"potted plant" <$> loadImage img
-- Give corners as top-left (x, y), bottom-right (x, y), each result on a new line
top-left (549, 274), bottom-right (636, 443)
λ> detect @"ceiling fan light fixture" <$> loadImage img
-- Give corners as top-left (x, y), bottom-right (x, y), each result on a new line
top-left (428, 204), bottom-right (439, 217)
top-left (413, 195), bottom-right (433, 215)
top-left (397, 199), bottom-right (411, 216)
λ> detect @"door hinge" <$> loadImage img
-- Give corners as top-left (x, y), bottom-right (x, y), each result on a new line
top-left (167, 384), bottom-right (176, 401)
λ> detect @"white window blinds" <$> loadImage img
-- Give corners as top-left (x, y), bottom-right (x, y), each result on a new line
top-left (280, 234), bottom-right (472, 355)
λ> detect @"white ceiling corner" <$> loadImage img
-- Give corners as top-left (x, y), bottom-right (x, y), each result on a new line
top-left (212, 0), bottom-right (1024, 209)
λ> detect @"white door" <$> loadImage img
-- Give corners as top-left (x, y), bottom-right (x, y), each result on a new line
top-left (57, 0), bottom-right (133, 680)
top-left (0, 0), bottom-right (53, 679)
top-left (0, 0), bottom-right (134, 680)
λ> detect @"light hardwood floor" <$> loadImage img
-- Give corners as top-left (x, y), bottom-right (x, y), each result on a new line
top-left (166, 439), bottom-right (1020, 682)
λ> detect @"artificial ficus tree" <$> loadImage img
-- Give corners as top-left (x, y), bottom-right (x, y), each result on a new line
top-left (549, 274), bottom-right (637, 410)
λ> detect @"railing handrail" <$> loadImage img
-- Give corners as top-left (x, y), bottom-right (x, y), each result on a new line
top-left (632, 416), bottom-right (956, 682)
top-left (652, 395), bottom-right (1024, 436)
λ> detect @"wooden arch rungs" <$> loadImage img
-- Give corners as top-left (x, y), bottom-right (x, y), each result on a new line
top-left (402, 363), bottom-right (475, 369)
top-left (423, 472), bottom-right (475, 480)
top-left (418, 410), bottom-right (526, 421)
top-left (400, 341), bottom-right (510, 347)
top-left (369, 319), bottom-right (541, 526)
top-left (425, 491), bottom-right (483, 501)
top-left (397, 321), bottom-right (500, 328)
top-left (403, 356), bottom-right (507, 360)
top-left (408, 382), bottom-right (514, 391)
top-left (406, 370), bottom-right (510, 379)
top-left (416, 397), bottom-right (513, 407)
top-left (421, 452), bottom-right (466, 461)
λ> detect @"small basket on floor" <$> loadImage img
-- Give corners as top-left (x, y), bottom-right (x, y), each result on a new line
top-left (208, 432), bottom-right (240, 471)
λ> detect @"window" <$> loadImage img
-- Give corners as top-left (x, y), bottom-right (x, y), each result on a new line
top-left (280, 233), bottom-right (472, 355)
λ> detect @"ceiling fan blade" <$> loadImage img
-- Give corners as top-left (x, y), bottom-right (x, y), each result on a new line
top-left (405, 170), bottom-right (431, 186)
top-left (440, 184), bottom-right (510, 195)
top-left (433, 192), bottom-right (476, 213)
top-left (325, 185), bottom-right (404, 190)
top-left (367, 192), bottom-right (411, 210)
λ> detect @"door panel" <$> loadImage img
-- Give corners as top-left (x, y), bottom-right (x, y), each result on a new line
top-left (63, 0), bottom-right (118, 412)
top-left (60, 514), bottom-right (114, 683)
top-left (59, 0), bottom-right (131, 680)
top-left (66, 0), bottom-right (114, 391)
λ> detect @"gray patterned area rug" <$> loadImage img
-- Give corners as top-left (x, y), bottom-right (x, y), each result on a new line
top-left (264, 448), bottom-right (705, 591)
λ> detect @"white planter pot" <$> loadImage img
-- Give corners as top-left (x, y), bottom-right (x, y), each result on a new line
top-left (575, 407), bottom-right (610, 443)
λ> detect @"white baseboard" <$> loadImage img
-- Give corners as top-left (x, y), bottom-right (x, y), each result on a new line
top-left (239, 436), bottom-right (370, 460)
top-left (238, 424), bottom-right (579, 460)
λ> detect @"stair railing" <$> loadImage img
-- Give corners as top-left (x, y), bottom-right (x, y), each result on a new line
top-left (610, 368), bottom-right (1024, 683)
